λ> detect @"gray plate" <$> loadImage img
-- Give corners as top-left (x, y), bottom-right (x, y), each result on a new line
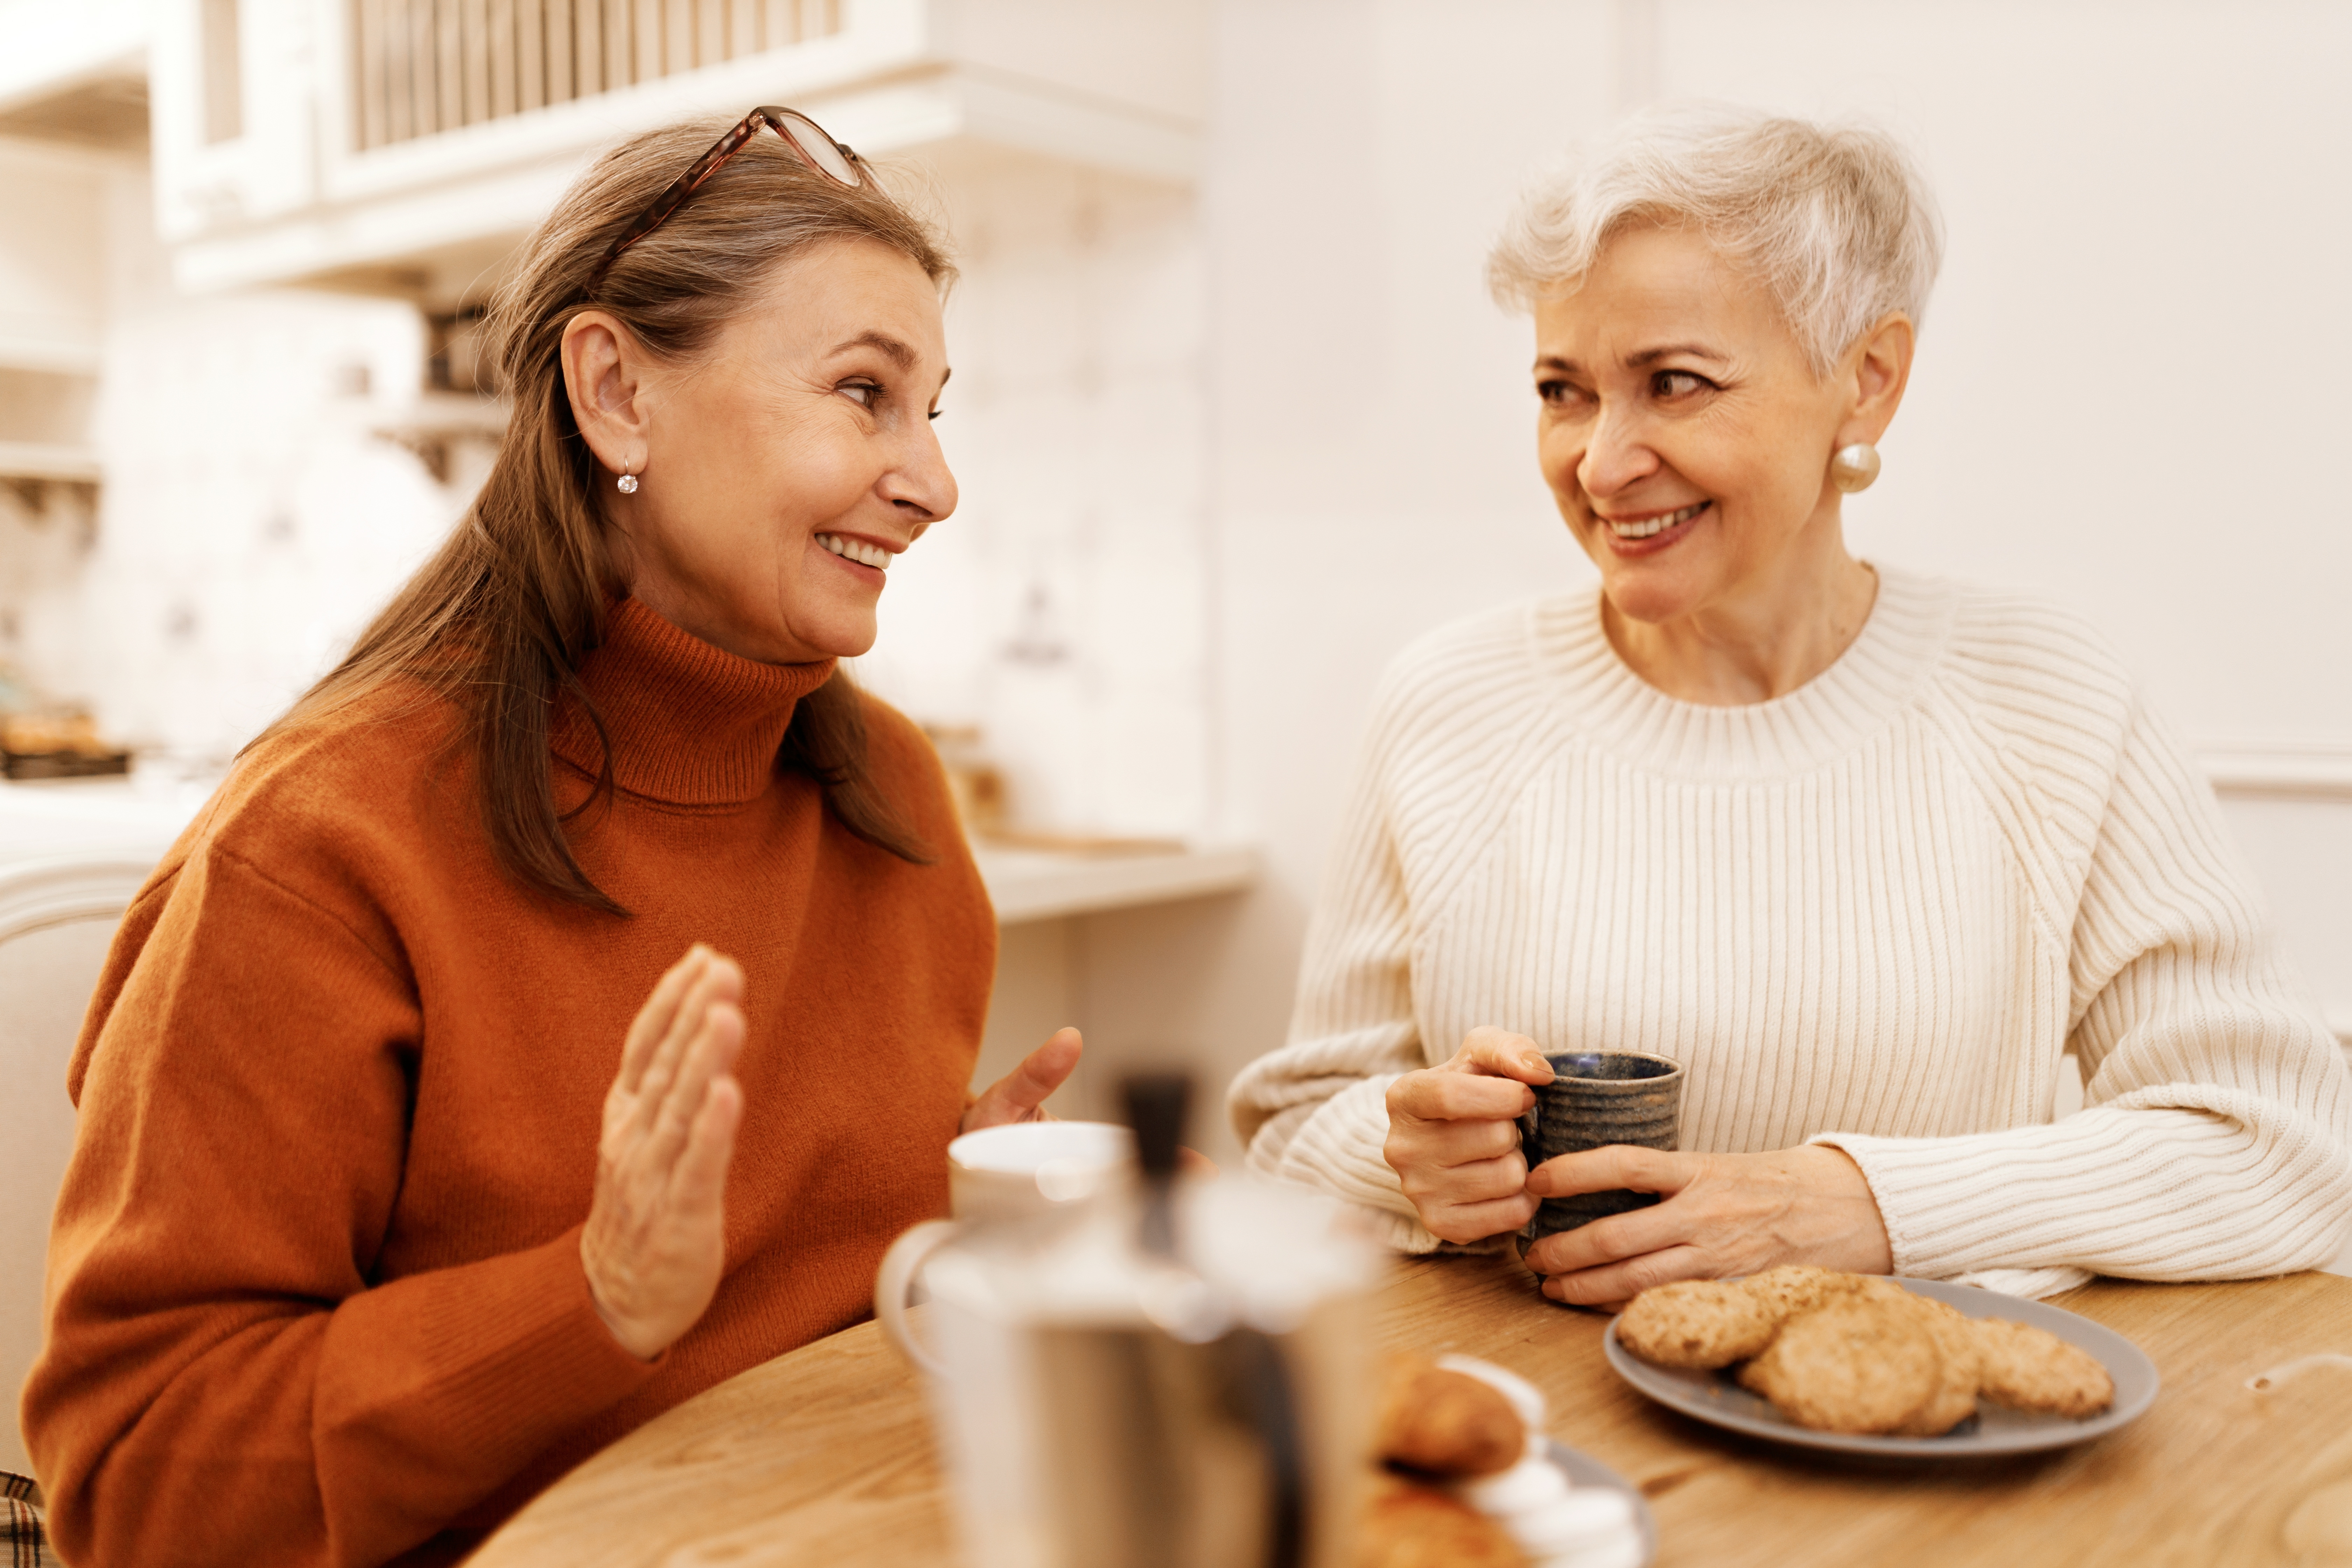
top-left (1601, 1276), bottom-right (2159, 1459)
top-left (1547, 1440), bottom-right (1658, 1564)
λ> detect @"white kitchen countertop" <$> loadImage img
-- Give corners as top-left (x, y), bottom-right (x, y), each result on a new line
top-left (973, 843), bottom-right (1258, 924)
top-left (0, 775), bottom-right (211, 861)
top-left (0, 777), bottom-right (1259, 924)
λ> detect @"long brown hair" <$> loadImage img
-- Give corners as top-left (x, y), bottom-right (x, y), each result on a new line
top-left (263, 120), bottom-right (954, 914)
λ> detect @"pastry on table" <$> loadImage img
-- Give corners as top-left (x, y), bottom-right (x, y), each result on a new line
top-left (1376, 1356), bottom-right (1526, 1477)
top-left (1358, 1479), bottom-right (1527, 1568)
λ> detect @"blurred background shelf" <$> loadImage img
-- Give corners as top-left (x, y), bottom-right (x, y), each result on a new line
top-left (0, 441), bottom-right (102, 483)
top-left (977, 841), bottom-right (1254, 926)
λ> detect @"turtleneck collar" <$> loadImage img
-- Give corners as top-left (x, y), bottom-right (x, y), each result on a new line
top-left (550, 597), bottom-right (836, 806)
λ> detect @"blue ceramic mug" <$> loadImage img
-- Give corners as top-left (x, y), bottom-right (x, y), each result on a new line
top-left (1518, 1050), bottom-right (1685, 1247)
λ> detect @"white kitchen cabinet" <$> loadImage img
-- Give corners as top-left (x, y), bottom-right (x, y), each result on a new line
top-left (0, 137), bottom-right (114, 485)
top-left (146, 0), bottom-right (1206, 299)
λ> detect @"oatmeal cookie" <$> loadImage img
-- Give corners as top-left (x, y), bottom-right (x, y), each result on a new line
top-left (1969, 1317), bottom-right (2115, 1419)
top-left (1616, 1280), bottom-right (1780, 1370)
top-left (1886, 1295), bottom-right (1981, 1436)
top-left (1739, 1296), bottom-right (1943, 1434)
top-left (1738, 1264), bottom-right (1868, 1326)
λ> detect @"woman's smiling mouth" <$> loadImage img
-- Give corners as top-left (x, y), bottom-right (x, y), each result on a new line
top-left (1600, 500), bottom-right (1710, 541)
top-left (816, 532), bottom-right (893, 570)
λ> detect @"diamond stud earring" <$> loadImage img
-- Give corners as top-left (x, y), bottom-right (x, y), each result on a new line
top-left (617, 468), bottom-right (640, 495)
top-left (1829, 442), bottom-right (1880, 494)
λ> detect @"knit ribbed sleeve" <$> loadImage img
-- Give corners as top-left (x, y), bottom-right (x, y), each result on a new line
top-left (1228, 568), bottom-right (2352, 1289)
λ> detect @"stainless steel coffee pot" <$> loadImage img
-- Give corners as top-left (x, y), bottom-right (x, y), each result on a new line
top-left (877, 1077), bottom-right (1384, 1568)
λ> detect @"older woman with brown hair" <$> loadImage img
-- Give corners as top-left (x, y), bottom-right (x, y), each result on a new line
top-left (25, 109), bottom-right (1076, 1567)
top-left (1231, 106), bottom-right (2352, 1306)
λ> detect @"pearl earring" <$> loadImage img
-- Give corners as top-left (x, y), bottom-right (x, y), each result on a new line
top-left (616, 468), bottom-right (640, 495)
top-left (1829, 442), bottom-right (1881, 494)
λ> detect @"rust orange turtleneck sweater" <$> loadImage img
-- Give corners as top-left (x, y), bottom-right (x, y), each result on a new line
top-left (23, 599), bottom-right (994, 1568)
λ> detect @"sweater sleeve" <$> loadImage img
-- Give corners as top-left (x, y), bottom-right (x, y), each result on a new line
top-left (24, 846), bottom-right (659, 1568)
top-left (1226, 719), bottom-right (1448, 1254)
top-left (1814, 691), bottom-right (2352, 1292)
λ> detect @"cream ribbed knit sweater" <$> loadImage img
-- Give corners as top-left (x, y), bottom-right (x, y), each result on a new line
top-left (1230, 568), bottom-right (2352, 1297)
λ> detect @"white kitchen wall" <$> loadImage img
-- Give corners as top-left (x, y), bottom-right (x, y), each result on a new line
top-left (28, 182), bottom-right (442, 766)
top-left (77, 227), bottom-right (447, 764)
top-left (0, 139), bottom-right (111, 373)
top-left (854, 148), bottom-right (1211, 840)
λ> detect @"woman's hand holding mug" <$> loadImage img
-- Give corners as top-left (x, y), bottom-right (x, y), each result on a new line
top-left (582, 945), bottom-right (747, 1360)
top-left (1383, 1027), bottom-right (1556, 1244)
top-left (1387, 1025), bottom-right (1893, 1306)
top-left (1523, 1145), bottom-right (1892, 1308)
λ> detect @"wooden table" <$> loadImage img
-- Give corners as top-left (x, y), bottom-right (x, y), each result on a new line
top-left (471, 1257), bottom-right (2352, 1568)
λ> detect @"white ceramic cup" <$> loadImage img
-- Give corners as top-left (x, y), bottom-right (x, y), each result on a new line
top-left (875, 1120), bottom-right (1134, 1376)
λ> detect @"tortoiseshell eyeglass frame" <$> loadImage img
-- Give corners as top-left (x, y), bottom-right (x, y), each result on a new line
top-left (584, 106), bottom-right (867, 292)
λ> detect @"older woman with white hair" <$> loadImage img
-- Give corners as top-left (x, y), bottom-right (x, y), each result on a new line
top-left (1229, 107), bottom-right (2352, 1304)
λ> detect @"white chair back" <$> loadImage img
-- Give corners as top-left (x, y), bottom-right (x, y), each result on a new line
top-left (1, 855), bottom-right (155, 1479)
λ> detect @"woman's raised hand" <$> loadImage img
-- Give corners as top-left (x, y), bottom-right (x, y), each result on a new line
top-left (1521, 1144), bottom-right (1893, 1308)
top-left (961, 1026), bottom-right (1083, 1132)
top-left (582, 945), bottom-right (746, 1360)
top-left (1384, 1027), bottom-right (1555, 1244)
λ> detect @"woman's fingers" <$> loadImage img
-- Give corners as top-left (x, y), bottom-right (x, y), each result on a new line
top-left (628, 968), bottom-right (712, 1128)
top-left (1390, 1122), bottom-right (1523, 1197)
top-left (630, 956), bottom-right (744, 1138)
top-left (617, 946), bottom-right (709, 1097)
top-left (963, 1027), bottom-right (1082, 1131)
top-left (1422, 1191), bottom-right (1542, 1246)
top-left (1519, 1147), bottom-right (1701, 1274)
top-left (1523, 1192), bottom-right (1695, 1277)
top-left (1388, 1069), bottom-right (1535, 1124)
top-left (1539, 1242), bottom-right (1713, 1308)
top-left (608, 950), bottom-right (746, 1192)
top-left (1526, 1143), bottom-right (1693, 1200)
top-left (1434, 1115), bottom-right (1525, 1166)
top-left (1389, 1025), bottom-right (1559, 1131)
top-left (644, 1000), bottom-right (744, 1171)
top-left (1451, 1027), bottom-right (1556, 1085)
top-left (671, 1074), bottom-right (742, 1222)
top-left (1413, 1148), bottom-right (1530, 1205)
top-left (606, 953), bottom-right (704, 1141)
top-left (1392, 1134), bottom-right (1531, 1248)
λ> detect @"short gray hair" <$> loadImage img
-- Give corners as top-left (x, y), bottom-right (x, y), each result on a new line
top-left (1488, 104), bottom-right (1944, 375)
